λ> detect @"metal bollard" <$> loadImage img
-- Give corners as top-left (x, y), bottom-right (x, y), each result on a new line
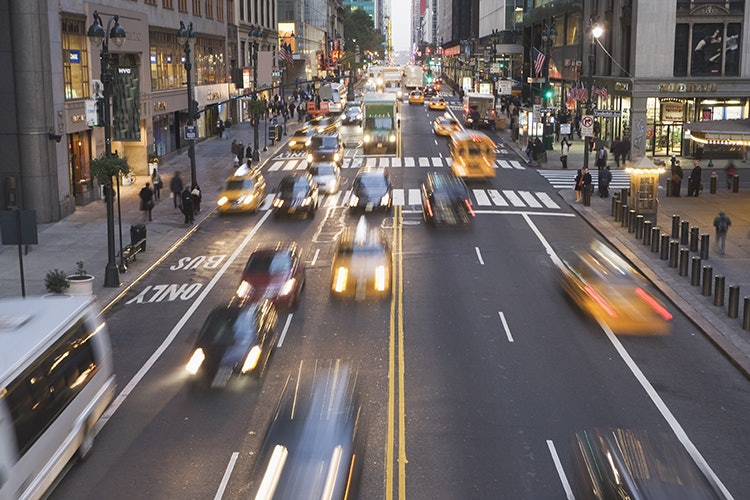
top-left (728, 285), bottom-right (740, 318)
top-left (666, 178), bottom-right (673, 197)
top-left (700, 233), bottom-right (710, 260)
top-left (611, 193), bottom-right (620, 217)
top-left (671, 215), bottom-right (680, 238)
top-left (583, 185), bottom-right (592, 206)
top-left (691, 256), bottom-right (701, 286)
top-left (678, 248), bottom-right (689, 276)
top-left (744, 298), bottom-right (750, 331)
top-left (651, 227), bottom-right (661, 253)
top-left (680, 220), bottom-right (690, 245)
top-left (628, 210), bottom-right (637, 233)
top-left (732, 174), bottom-right (740, 193)
top-left (714, 275), bottom-right (725, 306)
top-left (689, 227), bottom-right (699, 252)
top-left (614, 198), bottom-right (622, 221)
top-left (710, 172), bottom-right (717, 194)
top-left (660, 234), bottom-right (670, 260)
top-left (702, 266), bottom-right (713, 296)
top-left (669, 241), bottom-right (680, 268)
top-left (635, 215), bottom-right (644, 239)
top-left (621, 205), bottom-right (629, 227)
top-left (621, 187), bottom-right (629, 200)
top-left (643, 220), bottom-right (653, 246)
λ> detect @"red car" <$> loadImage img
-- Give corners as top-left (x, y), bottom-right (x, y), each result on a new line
top-left (235, 242), bottom-right (305, 309)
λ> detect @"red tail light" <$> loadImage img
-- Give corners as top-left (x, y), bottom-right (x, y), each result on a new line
top-left (635, 287), bottom-right (673, 320)
top-left (584, 285), bottom-right (618, 318)
top-left (464, 199), bottom-right (475, 217)
top-left (424, 198), bottom-right (433, 218)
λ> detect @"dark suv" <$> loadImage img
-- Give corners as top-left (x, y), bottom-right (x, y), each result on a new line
top-left (347, 166), bottom-right (392, 213)
top-left (272, 172), bottom-right (319, 218)
top-left (307, 133), bottom-right (344, 166)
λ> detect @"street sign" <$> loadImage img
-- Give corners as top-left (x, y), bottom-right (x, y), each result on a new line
top-left (594, 109), bottom-right (622, 118)
top-left (496, 80), bottom-right (512, 95)
top-left (581, 115), bottom-right (594, 137)
top-left (527, 77), bottom-right (546, 83)
top-left (184, 125), bottom-right (198, 140)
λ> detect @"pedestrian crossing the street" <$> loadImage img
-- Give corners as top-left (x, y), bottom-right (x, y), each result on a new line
top-left (256, 187), bottom-right (561, 212)
top-left (537, 169), bottom-right (631, 190)
top-left (267, 154), bottom-right (527, 171)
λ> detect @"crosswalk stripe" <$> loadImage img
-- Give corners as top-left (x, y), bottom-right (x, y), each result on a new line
top-left (503, 190), bottom-right (525, 207)
top-left (392, 189), bottom-right (405, 206)
top-left (408, 188), bottom-right (421, 205)
top-left (487, 189), bottom-right (509, 206)
top-left (473, 189), bottom-right (492, 206)
top-left (419, 157), bottom-right (430, 167)
top-left (325, 192), bottom-right (342, 207)
top-left (497, 160), bottom-right (513, 169)
top-left (510, 160), bottom-right (525, 169)
top-left (536, 192), bottom-right (560, 209)
top-left (519, 191), bottom-right (542, 208)
top-left (431, 157), bottom-right (443, 167)
top-left (404, 157), bottom-right (415, 167)
top-left (365, 157), bottom-right (378, 167)
top-left (268, 161), bottom-right (283, 172)
top-left (296, 160), bottom-right (307, 170)
top-left (392, 157), bottom-right (402, 167)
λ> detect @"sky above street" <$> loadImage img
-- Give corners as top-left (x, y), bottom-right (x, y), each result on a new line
top-left (390, 0), bottom-right (411, 51)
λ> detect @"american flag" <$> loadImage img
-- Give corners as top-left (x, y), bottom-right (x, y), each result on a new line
top-left (279, 43), bottom-right (294, 68)
top-left (532, 47), bottom-right (545, 77)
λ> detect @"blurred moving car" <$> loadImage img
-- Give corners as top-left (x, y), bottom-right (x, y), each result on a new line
top-left (309, 114), bottom-right (342, 134)
top-left (342, 101), bottom-right (363, 125)
top-left (185, 300), bottom-right (279, 387)
top-left (558, 240), bottom-right (673, 334)
top-left (433, 114), bottom-right (462, 136)
top-left (217, 165), bottom-right (267, 214)
top-left (347, 166), bottom-right (392, 213)
top-left (448, 130), bottom-right (497, 179)
top-left (307, 161), bottom-right (341, 194)
top-left (408, 89), bottom-right (425, 104)
top-left (251, 360), bottom-right (365, 499)
top-left (272, 172), bottom-right (319, 218)
top-left (235, 242), bottom-right (305, 310)
top-left (306, 133), bottom-right (344, 166)
top-left (331, 216), bottom-right (392, 300)
top-left (571, 428), bottom-right (724, 499)
top-left (427, 96), bottom-right (447, 111)
top-left (288, 125), bottom-right (315, 151)
top-left (423, 85), bottom-right (437, 98)
top-left (420, 172), bottom-right (475, 227)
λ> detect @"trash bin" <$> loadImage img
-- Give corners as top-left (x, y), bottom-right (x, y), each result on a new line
top-left (130, 223), bottom-right (147, 251)
top-left (544, 134), bottom-right (554, 151)
top-left (268, 125), bottom-right (277, 142)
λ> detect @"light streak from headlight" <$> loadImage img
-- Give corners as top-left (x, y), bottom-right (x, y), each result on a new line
top-left (280, 278), bottom-right (295, 296)
top-left (322, 445), bottom-right (344, 500)
top-left (236, 280), bottom-right (253, 299)
top-left (217, 196), bottom-right (229, 206)
top-left (255, 445), bottom-right (289, 500)
top-left (375, 265), bottom-right (386, 291)
top-left (241, 345), bottom-right (262, 373)
top-left (380, 193), bottom-right (390, 206)
top-left (186, 348), bottom-right (205, 375)
top-left (635, 287), bottom-right (673, 320)
top-left (334, 267), bottom-right (349, 292)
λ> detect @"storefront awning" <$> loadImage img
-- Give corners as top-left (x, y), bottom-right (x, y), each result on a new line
top-left (685, 119), bottom-right (750, 146)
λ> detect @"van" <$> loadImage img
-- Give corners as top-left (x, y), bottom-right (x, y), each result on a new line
top-left (448, 130), bottom-right (497, 179)
top-left (0, 295), bottom-right (115, 500)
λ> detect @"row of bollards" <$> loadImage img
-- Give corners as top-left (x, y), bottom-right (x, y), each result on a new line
top-left (611, 193), bottom-right (750, 330)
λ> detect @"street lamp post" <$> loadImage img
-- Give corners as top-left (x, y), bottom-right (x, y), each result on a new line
top-left (541, 21), bottom-right (557, 108)
top-left (249, 25), bottom-right (263, 163)
top-left (87, 11), bottom-right (126, 288)
top-left (583, 20), bottom-right (603, 173)
top-left (178, 21), bottom-right (198, 186)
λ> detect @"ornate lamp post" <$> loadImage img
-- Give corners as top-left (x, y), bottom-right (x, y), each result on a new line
top-left (249, 25), bottom-right (263, 163)
top-left (177, 21), bottom-right (198, 186)
top-left (87, 11), bottom-right (126, 288)
top-left (583, 20), bottom-right (603, 173)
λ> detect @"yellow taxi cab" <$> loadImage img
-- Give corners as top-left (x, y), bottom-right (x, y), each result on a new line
top-left (331, 216), bottom-right (392, 301)
top-left (408, 90), bottom-right (425, 104)
top-left (217, 164), bottom-right (267, 214)
top-left (427, 96), bottom-right (447, 111)
top-left (433, 114), bottom-right (462, 136)
top-left (448, 130), bottom-right (496, 179)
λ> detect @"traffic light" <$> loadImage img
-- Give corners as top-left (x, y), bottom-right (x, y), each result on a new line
top-left (543, 86), bottom-right (553, 100)
top-left (95, 97), bottom-right (105, 127)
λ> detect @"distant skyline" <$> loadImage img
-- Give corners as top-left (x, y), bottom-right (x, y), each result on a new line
top-left (390, 0), bottom-right (411, 51)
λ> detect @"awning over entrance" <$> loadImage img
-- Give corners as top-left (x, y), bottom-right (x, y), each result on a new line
top-left (685, 119), bottom-right (750, 146)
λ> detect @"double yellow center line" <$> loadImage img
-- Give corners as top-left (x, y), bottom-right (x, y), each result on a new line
top-left (385, 205), bottom-right (406, 499)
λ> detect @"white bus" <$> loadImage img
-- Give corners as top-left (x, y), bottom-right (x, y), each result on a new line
top-left (0, 295), bottom-right (115, 500)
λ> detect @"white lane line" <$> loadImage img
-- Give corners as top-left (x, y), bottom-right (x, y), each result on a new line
top-left (310, 248), bottom-right (320, 267)
top-left (278, 313), bottom-right (294, 347)
top-left (100, 209), bottom-right (274, 425)
top-left (523, 213), bottom-right (733, 499)
top-left (475, 246), bottom-right (484, 265)
top-left (546, 440), bottom-right (575, 500)
top-left (214, 452), bottom-right (239, 500)
top-left (498, 311), bottom-right (513, 342)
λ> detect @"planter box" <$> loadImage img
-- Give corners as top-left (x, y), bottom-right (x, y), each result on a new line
top-left (67, 275), bottom-right (94, 295)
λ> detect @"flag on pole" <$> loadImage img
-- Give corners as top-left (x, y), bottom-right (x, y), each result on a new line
top-left (532, 47), bottom-right (546, 77)
top-left (279, 43), bottom-right (294, 67)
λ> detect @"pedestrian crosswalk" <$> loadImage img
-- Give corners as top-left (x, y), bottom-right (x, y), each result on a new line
top-left (537, 169), bottom-right (632, 190)
top-left (267, 154), bottom-right (527, 171)
top-left (256, 188), bottom-right (562, 212)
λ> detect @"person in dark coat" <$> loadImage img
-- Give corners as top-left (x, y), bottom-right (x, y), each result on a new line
top-left (687, 161), bottom-right (702, 196)
top-left (181, 187), bottom-right (194, 224)
top-left (245, 144), bottom-right (253, 163)
top-left (191, 184), bottom-right (202, 214)
top-left (671, 159), bottom-right (683, 196)
top-left (595, 145), bottom-right (608, 170)
top-left (574, 168), bottom-right (584, 203)
top-left (582, 167), bottom-right (593, 204)
top-left (170, 171), bottom-right (184, 209)
top-left (598, 166), bottom-right (612, 198)
top-left (139, 182), bottom-right (155, 221)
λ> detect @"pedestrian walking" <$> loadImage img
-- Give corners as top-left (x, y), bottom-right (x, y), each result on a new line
top-left (289, 101), bottom-right (296, 118)
top-left (687, 161), bottom-right (702, 196)
top-left (151, 169), bottom-right (163, 201)
top-left (598, 165), bottom-right (612, 198)
top-left (231, 138), bottom-right (239, 157)
top-left (237, 140), bottom-right (245, 162)
top-left (181, 187), bottom-right (195, 224)
top-left (170, 171), bottom-right (184, 209)
top-left (671, 159), bottom-right (683, 196)
top-left (191, 184), bottom-right (202, 214)
top-left (595, 145), bottom-right (608, 170)
top-left (246, 144), bottom-right (253, 163)
top-left (574, 169), bottom-right (584, 203)
top-left (582, 166), bottom-right (593, 205)
top-left (725, 161), bottom-right (737, 189)
top-left (139, 182), bottom-right (155, 222)
top-left (216, 118), bottom-right (224, 138)
top-left (525, 139), bottom-right (534, 163)
top-left (713, 210), bottom-right (732, 255)
top-left (560, 138), bottom-right (570, 169)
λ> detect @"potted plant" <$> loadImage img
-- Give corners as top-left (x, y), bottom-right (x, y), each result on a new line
top-left (148, 154), bottom-right (159, 176)
top-left (45, 269), bottom-right (70, 294)
top-left (66, 261), bottom-right (95, 296)
top-left (90, 153), bottom-right (130, 189)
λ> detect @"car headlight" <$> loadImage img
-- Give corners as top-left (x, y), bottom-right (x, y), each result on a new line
top-left (304, 139), bottom-right (312, 147)
top-left (241, 194), bottom-right (255, 205)
top-left (327, 180), bottom-right (337, 191)
top-left (363, 134), bottom-right (372, 143)
top-left (374, 265), bottom-right (387, 291)
top-left (236, 280), bottom-right (253, 299)
top-left (348, 194), bottom-right (359, 206)
top-left (301, 196), bottom-right (312, 206)
top-left (333, 152), bottom-right (340, 162)
top-left (217, 196), bottom-right (229, 206)
top-left (241, 345), bottom-right (262, 373)
top-left (272, 197), bottom-right (283, 207)
top-left (380, 193), bottom-right (390, 206)
top-left (307, 153), bottom-right (313, 163)
top-left (333, 267), bottom-right (349, 292)
top-left (280, 278), bottom-right (296, 296)
top-left (186, 348), bottom-right (205, 375)
top-left (290, 140), bottom-right (298, 147)
top-left (389, 134), bottom-right (396, 143)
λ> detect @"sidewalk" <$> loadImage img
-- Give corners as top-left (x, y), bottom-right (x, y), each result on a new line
top-left (496, 125), bottom-right (750, 377)
top-left (0, 118), bottom-right (296, 311)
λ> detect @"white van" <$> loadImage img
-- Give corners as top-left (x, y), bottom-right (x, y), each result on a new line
top-left (0, 295), bottom-right (115, 500)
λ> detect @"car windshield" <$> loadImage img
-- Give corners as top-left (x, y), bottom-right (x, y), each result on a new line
top-left (310, 136), bottom-right (339, 149)
top-left (200, 308), bottom-right (258, 344)
top-left (279, 177), bottom-right (310, 194)
top-left (225, 179), bottom-right (255, 190)
top-left (354, 173), bottom-right (387, 190)
top-left (366, 116), bottom-right (393, 129)
top-left (309, 165), bottom-right (335, 176)
top-left (337, 245), bottom-right (386, 257)
top-left (244, 252), bottom-right (293, 275)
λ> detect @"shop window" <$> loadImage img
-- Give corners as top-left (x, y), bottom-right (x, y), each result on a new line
top-left (62, 17), bottom-right (90, 100)
top-left (674, 22), bottom-right (741, 76)
top-left (150, 30), bottom-right (184, 91)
